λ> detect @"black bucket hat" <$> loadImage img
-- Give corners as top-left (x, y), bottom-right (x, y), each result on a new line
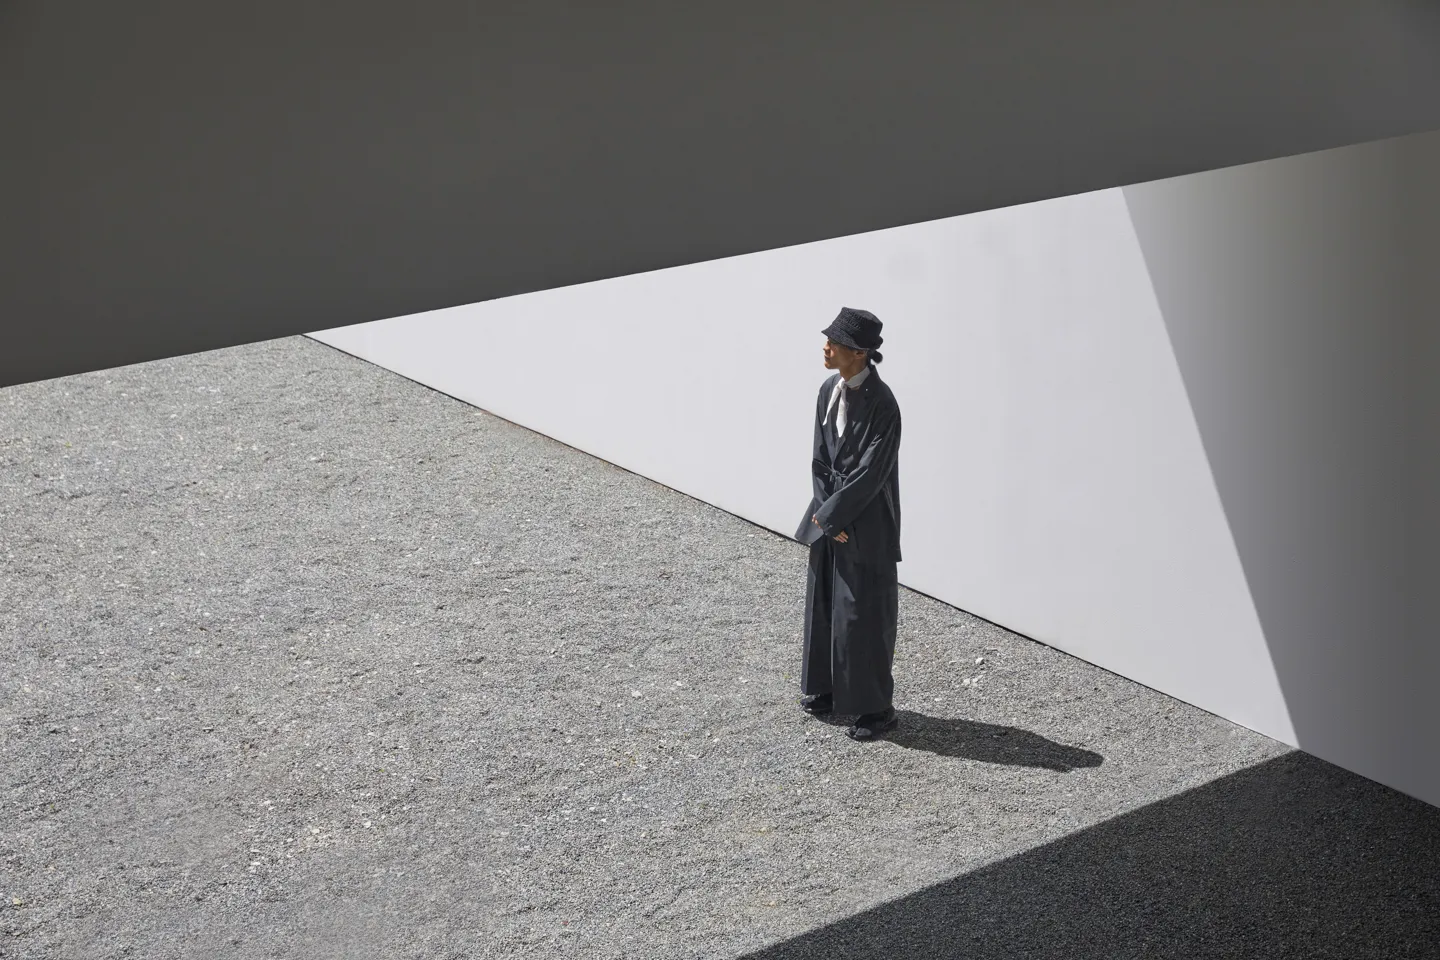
top-left (822, 307), bottom-right (884, 352)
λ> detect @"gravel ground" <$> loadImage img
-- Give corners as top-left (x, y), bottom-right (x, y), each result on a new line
top-left (0, 334), bottom-right (1371, 958)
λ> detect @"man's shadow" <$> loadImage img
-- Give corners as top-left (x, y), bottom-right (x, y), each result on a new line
top-left (820, 711), bottom-right (1103, 772)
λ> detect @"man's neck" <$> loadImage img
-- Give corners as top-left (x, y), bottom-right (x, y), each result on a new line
top-left (837, 361), bottom-right (868, 382)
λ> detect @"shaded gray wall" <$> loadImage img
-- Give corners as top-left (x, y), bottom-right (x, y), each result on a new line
top-left (5, 1), bottom-right (1440, 387)
top-left (1123, 130), bottom-right (1440, 805)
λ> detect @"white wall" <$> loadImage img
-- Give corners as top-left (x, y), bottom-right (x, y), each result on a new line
top-left (1122, 129), bottom-right (1440, 806)
top-left (310, 129), bottom-right (1440, 807)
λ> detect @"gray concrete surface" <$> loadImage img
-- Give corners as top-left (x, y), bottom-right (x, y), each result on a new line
top-left (0, 336), bottom-right (1428, 959)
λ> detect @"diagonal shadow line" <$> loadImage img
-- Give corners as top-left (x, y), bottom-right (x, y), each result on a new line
top-left (1120, 149), bottom-right (1440, 805)
top-left (811, 711), bottom-right (1104, 772)
top-left (740, 751), bottom-right (1440, 959)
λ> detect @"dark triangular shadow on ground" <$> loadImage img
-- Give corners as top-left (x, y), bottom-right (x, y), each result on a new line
top-left (742, 750), bottom-right (1440, 959)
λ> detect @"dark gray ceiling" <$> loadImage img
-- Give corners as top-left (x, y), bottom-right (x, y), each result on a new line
top-left (4, 1), bottom-right (1439, 387)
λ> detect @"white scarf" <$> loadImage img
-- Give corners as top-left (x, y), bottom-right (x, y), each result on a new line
top-left (822, 366), bottom-right (871, 438)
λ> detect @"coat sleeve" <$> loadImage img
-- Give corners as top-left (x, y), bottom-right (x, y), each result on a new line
top-left (812, 399), bottom-right (900, 537)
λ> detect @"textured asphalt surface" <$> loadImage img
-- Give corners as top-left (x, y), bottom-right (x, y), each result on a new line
top-left (3, 336), bottom-right (1436, 959)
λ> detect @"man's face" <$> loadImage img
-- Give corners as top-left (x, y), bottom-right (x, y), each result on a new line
top-left (822, 338), bottom-right (864, 370)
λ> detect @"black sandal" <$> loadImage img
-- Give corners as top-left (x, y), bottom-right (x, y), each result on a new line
top-left (847, 707), bottom-right (898, 740)
top-left (800, 693), bottom-right (834, 716)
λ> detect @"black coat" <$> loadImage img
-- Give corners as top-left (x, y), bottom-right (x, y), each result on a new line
top-left (794, 365), bottom-right (902, 563)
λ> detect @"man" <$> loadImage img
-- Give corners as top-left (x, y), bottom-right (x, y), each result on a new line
top-left (794, 307), bottom-right (902, 741)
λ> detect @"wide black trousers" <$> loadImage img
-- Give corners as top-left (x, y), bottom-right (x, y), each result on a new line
top-left (801, 535), bottom-right (899, 716)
